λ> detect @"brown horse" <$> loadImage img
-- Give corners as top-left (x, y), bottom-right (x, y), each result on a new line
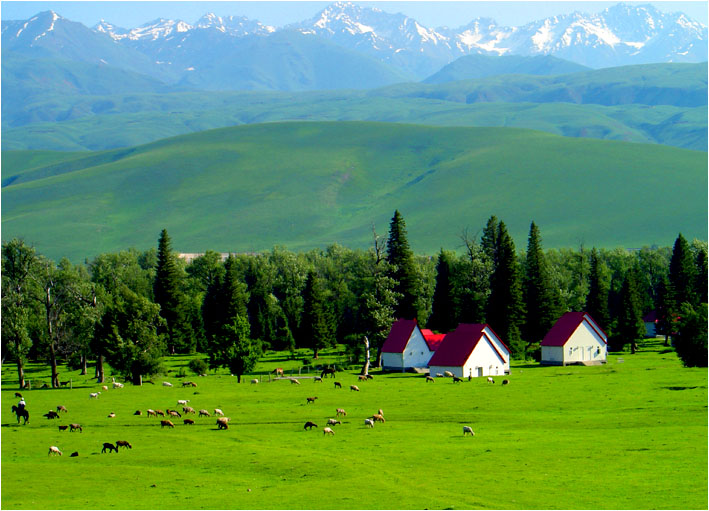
top-left (272, 368), bottom-right (284, 377)
top-left (11, 405), bottom-right (29, 424)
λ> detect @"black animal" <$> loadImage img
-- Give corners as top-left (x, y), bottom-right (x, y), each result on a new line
top-left (70, 452), bottom-right (79, 457)
top-left (334, 381), bottom-right (342, 389)
top-left (44, 410), bottom-right (60, 419)
top-left (321, 367), bottom-right (336, 379)
top-left (304, 421), bottom-right (318, 430)
top-left (101, 442), bottom-right (118, 453)
top-left (452, 376), bottom-right (463, 383)
top-left (69, 423), bottom-right (83, 432)
top-left (366, 374), bottom-right (374, 380)
top-left (15, 392), bottom-right (22, 398)
top-left (11, 405), bottom-right (29, 424)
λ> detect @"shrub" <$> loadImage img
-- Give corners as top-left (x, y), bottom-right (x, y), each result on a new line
top-left (188, 358), bottom-right (208, 375)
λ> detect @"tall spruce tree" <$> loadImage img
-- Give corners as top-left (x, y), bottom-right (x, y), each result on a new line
top-left (614, 268), bottom-right (645, 353)
top-left (668, 233), bottom-right (696, 307)
top-left (429, 249), bottom-right (457, 333)
top-left (693, 247), bottom-right (707, 304)
top-left (480, 215), bottom-right (499, 267)
top-left (585, 248), bottom-right (611, 331)
top-left (153, 229), bottom-right (186, 354)
top-left (523, 222), bottom-right (558, 343)
top-left (486, 221), bottom-right (526, 358)
top-left (386, 210), bottom-right (420, 320)
top-left (302, 270), bottom-right (335, 359)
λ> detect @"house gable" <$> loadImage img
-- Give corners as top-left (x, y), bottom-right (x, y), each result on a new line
top-left (381, 319), bottom-right (417, 354)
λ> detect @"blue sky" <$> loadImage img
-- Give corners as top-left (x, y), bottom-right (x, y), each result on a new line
top-left (1, 1), bottom-right (707, 29)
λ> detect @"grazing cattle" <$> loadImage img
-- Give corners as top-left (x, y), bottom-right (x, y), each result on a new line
top-left (58, 425), bottom-right (68, 431)
top-left (336, 408), bottom-right (347, 417)
top-left (273, 368), bottom-right (284, 377)
top-left (107, 412), bottom-right (116, 418)
top-left (304, 421), bottom-right (318, 430)
top-left (502, 379), bottom-right (509, 386)
top-left (101, 442), bottom-right (118, 453)
top-left (177, 399), bottom-right (190, 406)
top-left (350, 385), bottom-right (360, 392)
top-left (453, 376), bottom-right (463, 383)
top-left (134, 410), bottom-right (142, 416)
top-left (214, 409), bottom-right (224, 416)
top-left (487, 377), bottom-right (495, 384)
top-left (56, 405), bottom-right (68, 413)
top-left (364, 419), bottom-right (374, 428)
top-left (69, 423), bottom-right (82, 432)
top-left (162, 382), bottom-right (173, 387)
top-left (184, 419), bottom-right (195, 425)
top-left (290, 378), bottom-right (300, 385)
top-left (444, 371), bottom-right (454, 378)
top-left (426, 376), bottom-right (435, 382)
top-left (183, 406), bottom-right (195, 414)
top-left (250, 379), bottom-right (259, 384)
top-left (322, 427), bottom-right (335, 436)
top-left (48, 446), bottom-right (62, 456)
top-left (44, 410), bottom-right (60, 419)
top-left (160, 420), bottom-right (175, 429)
top-left (199, 409), bottom-right (210, 417)
top-left (116, 440), bottom-right (132, 449)
top-left (463, 426), bottom-right (475, 436)
top-left (306, 397), bottom-right (318, 404)
top-left (216, 417), bottom-right (230, 430)
top-left (334, 381), bottom-right (342, 389)
top-left (321, 367), bottom-right (336, 379)
top-left (70, 452), bottom-right (79, 457)
top-left (89, 392), bottom-right (101, 399)
top-left (327, 418), bottom-right (341, 426)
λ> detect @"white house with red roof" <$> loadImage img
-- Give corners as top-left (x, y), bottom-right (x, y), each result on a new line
top-left (420, 329), bottom-right (446, 352)
top-left (541, 312), bottom-right (607, 366)
top-left (427, 324), bottom-right (510, 378)
top-left (381, 319), bottom-right (434, 370)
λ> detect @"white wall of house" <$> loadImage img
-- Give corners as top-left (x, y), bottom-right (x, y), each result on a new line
top-left (381, 352), bottom-right (404, 370)
top-left (483, 327), bottom-right (509, 366)
top-left (541, 346), bottom-right (564, 364)
top-left (644, 321), bottom-right (657, 337)
top-left (542, 322), bottom-right (607, 365)
top-left (382, 328), bottom-right (432, 369)
top-left (430, 337), bottom-right (509, 378)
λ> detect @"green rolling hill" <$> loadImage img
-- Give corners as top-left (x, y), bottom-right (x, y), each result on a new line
top-left (2, 122), bottom-right (706, 262)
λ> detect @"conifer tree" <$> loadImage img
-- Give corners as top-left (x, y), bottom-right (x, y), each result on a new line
top-left (429, 249), bottom-right (457, 333)
top-left (585, 248), bottom-right (611, 331)
top-left (302, 270), bottom-right (335, 359)
top-left (614, 268), bottom-right (645, 353)
top-left (486, 221), bottom-right (525, 358)
top-left (669, 233), bottom-right (696, 307)
top-left (153, 229), bottom-right (186, 353)
top-left (523, 222), bottom-right (559, 343)
top-left (386, 210), bottom-right (420, 320)
top-left (480, 215), bottom-right (499, 267)
top-left (674, 303), bottom-right (708, 367)
top-left (693, 247), bottom-right (707, 304)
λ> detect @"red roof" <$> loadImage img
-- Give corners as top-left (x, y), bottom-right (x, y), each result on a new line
top-left (541, 312), bottom-right (607, 347)
top-left (428, 324), bottom-right (507, 367)
top-left (421, 329), bottom-right (447, 351)
top-left (381, 319), bottom-right (418, 354)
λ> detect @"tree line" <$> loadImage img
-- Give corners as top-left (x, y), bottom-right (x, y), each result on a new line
top-left (3, 212), bottom-right (707, 388)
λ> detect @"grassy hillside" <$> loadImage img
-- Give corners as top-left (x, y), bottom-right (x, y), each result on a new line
top-left (1, 341), bottom-right (707, 509)
top-left (2, 122), bottom-right (706, 262)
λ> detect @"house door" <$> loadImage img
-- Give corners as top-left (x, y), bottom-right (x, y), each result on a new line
top-left (477, 367), bottom-right (483, 377)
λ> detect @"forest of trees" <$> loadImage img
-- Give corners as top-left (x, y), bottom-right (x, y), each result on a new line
top-left (2, 212), bottom-right (707, 388)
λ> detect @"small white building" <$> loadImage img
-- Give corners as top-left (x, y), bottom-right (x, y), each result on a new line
top-left (427, 324), bottom-right (510, 378)
top-left (541, 312), bottom-right (607, 366)
top-left (381, 319), bottom-right (433, 371)
top-left (643, 310), bottom-right (658, 337)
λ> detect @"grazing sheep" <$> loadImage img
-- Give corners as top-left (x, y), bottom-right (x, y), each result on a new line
top-left (502, 379), bottom-right (509, 386)
top-left (214, 408), bottom-right (224, 416)
top-left (322, 427), bottom-right (335, 436)
top-left (377, 408), bottom-right (384, 417)
top-left (314, 376), bottom-right (322, 383)
top-left (426, 376), bottom-right (435, 382)
top-left (102, 385), bottom-right (108, 391)
top-left (69, 423), bottom-right (82, 432)
top-left (336, 408), bottom-right (347, 417)
top-left (327, 418), bottom-right (341, 426)
top-left (364, 419), bottom-right (374, 428)
top-left (70, 452), bottom-right (79, 457)
top-left (199, 409), bottom-right (211, 417)
top-left (107, 412), bottom-right (116, 418)
top-left (350, 385), bottom-right (360, 392)
top-left (453, 376), bottom-right (463, 383)
top-left (167, 409), bottom-right (181, 418)
top-left (162, 382), bottom-right (173, 387)
top-left (334, 381), bottom-right (342, 389)
top-left (58, 425), bottom-right (68, 431)
top-left (160, 420), bottom-right (175, 429)
top-left (113, 382), bottom-right (124, 389)
top-left (306, 396), bottom-right (318, 404)
top-left (273, 368), bottom-right (284, 377)
top-left (177, 399), bottom-right (190, 406)
top-left (487, 376), bottom-right (495, 384)
top-left (304, 421), bottom-right (318, 430)
top-left (89, 392), bottom-right (100, 399)
top-left (366, 374), bottom-right (374, 380)
top-left (358, 375), bottom-right (367, 381)
top-left (436, 373), bottom-right (444, 378)
top-left (444, 371), bottom-right (454, 378)
top-left (44, 410), bottom-right (60, 419)
top-left (48, 446), bottom-right (62, 456)
top-left (155, 410), bottom-right (165, 417)
top-left (290, 378), bottom-right (300, 385)
top-left (183, 418), bottom-right (195, 425)
top-left (147, 409), bottom-right (156, 417)
top-left (134, 410), bottom-right (142, 416)
top-left (463, 426), bottom-right (475, 436)
top-left (216, 417), bottom-right (230, 430)
top-left (15, 392), bottom-right (22, 398)
top-left (183, 406), bottom-right (195, 414)
top-left (250, 379), bottom-right (259, 384)
top-left (56, 405), bottom-right (68, 413)
top-left (116, 440), bottom-right (132, 449)
top-left (101, 442), bottom-right (118, 453)
top-left (371, 413), bottom-right (385, 423)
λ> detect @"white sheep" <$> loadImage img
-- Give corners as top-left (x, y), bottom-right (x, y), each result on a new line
top-left (444, 371), bottom-right (454, 378)
top-left (102, 385), bottom-right (108, 390)
top-left (48, 445), bottom-right (62, 456)
top-left (162, 382), bottom-right (173, 387)
top-left (463, 426), bottom-right (475, 436)
top-left (336, 408), bottom-right (347, 417)
top-left (250, 379), bottom-right (259, 384)
top-left (487, 376), bottom-right (495, 384)
top-left (113, 382), bottom-right (124, 389)
top-left (89, 392), bottom-right (101, 399)
top-left (199, 409), bottom-right (210, 417)
top-left (436, 373), bottom-right (444, 378)
top-left (107, 412), bottom-right (116, 418)
top-left (214, 408), bottom-right (224, 416)
top-left (177, 399), bottom-right (190, 406)
top-left (364, 418), bottom-right (374, 428)
top-left (323, 427), bottom-right (335, 436)
top-left (350, 385), bottom-right (360, 392)
top-left (290, 378), bottom-right (300, 385)
top-left (327, 418), bottom-right (341, 426)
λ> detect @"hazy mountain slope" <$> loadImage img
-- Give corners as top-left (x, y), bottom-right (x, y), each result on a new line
top-left (3, 122), bottom-right (705, 262)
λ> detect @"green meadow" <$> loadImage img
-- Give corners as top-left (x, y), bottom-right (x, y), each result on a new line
top-left (2, 340), bottom-right (707, 510)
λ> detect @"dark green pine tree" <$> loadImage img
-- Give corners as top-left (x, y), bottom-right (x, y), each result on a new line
top-left (428, 249), bottom-right (457, 333)
top-left (220, 255), bottom-right (249, 325)
top-left (523, 222), bottom-right (559, 343)
top-left (486, 221), bottom-right (526, 358)
top-left (153, 229), bottom-right (187, 354)
top-left (302, 270), bottom-right (335, 359)
top-left (693, 247), bottom-right (707, 304)
top-left (480, 215), bottom-right (499, 267)
top-left (614, 268), bottom-right (645, 353)
top-left (585, 248), bottom-right (611, 331)
top-left (386, 210), bottom-right (420, 320)
top-left (669, 233), bottom-right (696, 307)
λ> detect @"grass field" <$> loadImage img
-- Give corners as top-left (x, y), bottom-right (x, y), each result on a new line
top-left (2, 340), bottom-right (707, 510)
